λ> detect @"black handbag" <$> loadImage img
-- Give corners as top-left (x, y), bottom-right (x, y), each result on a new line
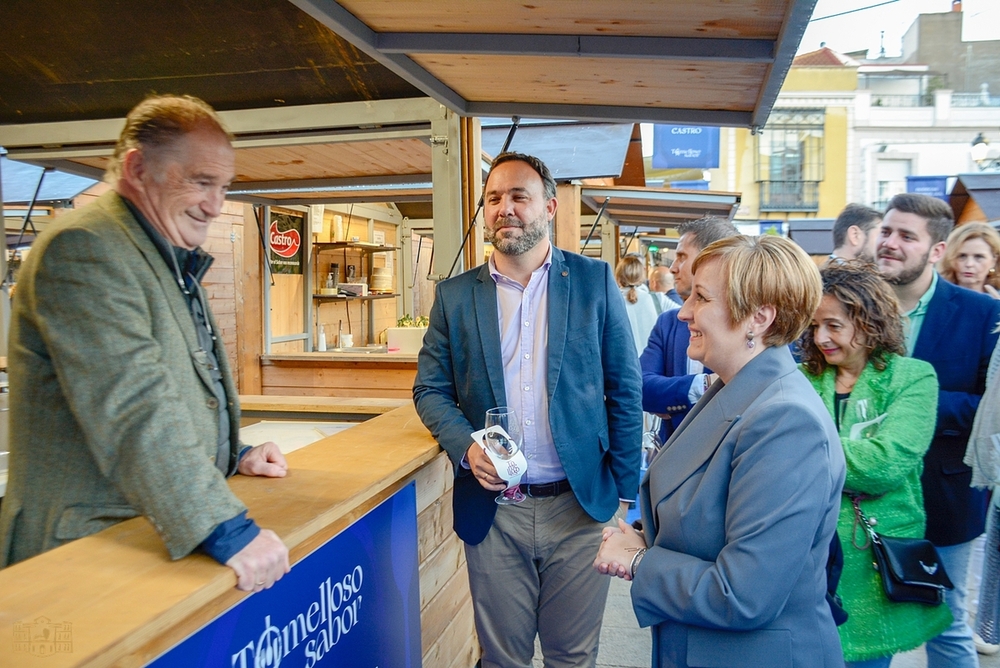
top-left (849, 494), bottom-right (953, 605)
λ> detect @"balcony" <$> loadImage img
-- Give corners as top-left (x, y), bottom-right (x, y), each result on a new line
top-left (871, 94), bottom-right (931, 107)
top-left (952, 93), bottom-right (1000, 107)
top-left (759, 181), bottom-right (820, 212)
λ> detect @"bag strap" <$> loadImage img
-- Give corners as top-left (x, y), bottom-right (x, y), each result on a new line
top-left (845, 492), bottom-right (876, 550)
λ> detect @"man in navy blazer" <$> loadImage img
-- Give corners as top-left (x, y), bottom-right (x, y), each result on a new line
top-left (413, 153), bottom-right (642, 667)
top-left (877, 193), bottom-right (1000, 668)
top-left (640, 216), bottom-right (737, 441)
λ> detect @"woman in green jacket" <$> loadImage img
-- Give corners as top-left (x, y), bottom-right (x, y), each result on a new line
top-left (800, 262), bottom-right (951, 667)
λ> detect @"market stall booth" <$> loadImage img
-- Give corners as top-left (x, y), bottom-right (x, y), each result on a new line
top-left (0, 1), bottom-right (817, 665)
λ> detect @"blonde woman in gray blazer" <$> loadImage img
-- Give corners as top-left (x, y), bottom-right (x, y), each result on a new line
top-left (596, 235), bottom-right (846, 668)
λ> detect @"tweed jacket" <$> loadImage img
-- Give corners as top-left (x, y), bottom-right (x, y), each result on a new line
top-left (412, 246), bottom-right (643, 545)
top-left (0, 192), bottom-right (246, 566)
top-left (802, 355), bottom-right (951, 661)
top-left (635, 345), bottom-right (846, 668)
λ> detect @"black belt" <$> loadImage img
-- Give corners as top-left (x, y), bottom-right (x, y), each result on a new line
top-left (518, 479), bottom-right (571, 498)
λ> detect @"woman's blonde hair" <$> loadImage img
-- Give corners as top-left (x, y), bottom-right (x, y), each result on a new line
top-left (692, 235), bottom-right (822, 347)
top-left (615, 254), bottom-right (646, 304)
top-left (939, 223), bottom-right (1000, 291)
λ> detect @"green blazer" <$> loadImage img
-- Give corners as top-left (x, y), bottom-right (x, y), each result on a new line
top-left (0, 192), bottom-right (246, 566)
top-left (801, 354), bottom-right (950, 661)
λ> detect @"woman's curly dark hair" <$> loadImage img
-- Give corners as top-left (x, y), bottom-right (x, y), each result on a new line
top-left (799, 261), bottom-right (907, 376)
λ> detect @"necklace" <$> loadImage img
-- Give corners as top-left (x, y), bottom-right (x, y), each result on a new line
top-left (835, 372), bottom-right (858, 393)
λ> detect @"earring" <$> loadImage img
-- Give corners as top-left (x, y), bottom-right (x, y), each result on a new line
top-left (746, 330), bottom-right (755, 350)
top-left (991, 267), bottom-right (996, 275)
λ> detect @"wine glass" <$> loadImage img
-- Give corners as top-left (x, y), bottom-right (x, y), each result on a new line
top-left (640, 415), bottom-right (663, 473)
top-left (838, 397), bottom-right (881, 439)
top-left (484, 406), bottom-right (526, 505)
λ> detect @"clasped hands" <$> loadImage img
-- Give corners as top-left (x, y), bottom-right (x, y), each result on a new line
top-left (594, 518), bottom-right (646, 581)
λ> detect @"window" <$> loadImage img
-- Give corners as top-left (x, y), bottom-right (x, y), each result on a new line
top-left (756, 110), bottom-right (825, 212)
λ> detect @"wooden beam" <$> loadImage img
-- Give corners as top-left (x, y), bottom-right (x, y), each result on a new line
top-left (614, 124), bottom-right (646, 188)
top-left (554, 183), bottom-right (582, 253)
top-left (461, 117), bottom-right (484, 270)
top-left (236, 203), bottom-right (263, 394)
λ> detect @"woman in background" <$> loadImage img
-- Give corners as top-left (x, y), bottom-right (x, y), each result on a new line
top-left (965, 331), bottom-right (1000, 654)
top-left (800, 262), bottom-right (951, 667)
top-left (596, 235), bottom-right (845, 668)
top-left (615, 253), bottom-right (659, 356)
top-left (939, 223), bottom-right (1000, 298)
top-left (939, 223), bottom-right (1000, 654)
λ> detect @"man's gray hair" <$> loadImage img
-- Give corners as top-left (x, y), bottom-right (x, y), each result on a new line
top-left (106, 94), bottom-right (231, 184)
top-left (677, 216), bottom-right (739, 252)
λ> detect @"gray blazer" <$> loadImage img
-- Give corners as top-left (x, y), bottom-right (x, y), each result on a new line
top-left (634, 345), bottom-right (846, 668)
top-left (0, 192), bottom-right (246, 566)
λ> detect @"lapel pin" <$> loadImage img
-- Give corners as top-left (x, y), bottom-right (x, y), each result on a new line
top-left (561, 270), bottom-right (568, 277)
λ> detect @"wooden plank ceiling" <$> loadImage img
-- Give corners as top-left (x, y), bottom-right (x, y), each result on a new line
top-left (1, 0), bottom-right (814, 224)
top-left (291, 0), bottom-right (817, 128)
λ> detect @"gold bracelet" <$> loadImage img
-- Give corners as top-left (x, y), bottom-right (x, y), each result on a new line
top-left (630, 547), bottom-right (648, 579)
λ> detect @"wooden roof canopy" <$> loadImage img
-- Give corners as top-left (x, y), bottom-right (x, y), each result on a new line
top-left (1, 0), bottom-right (813, 224)
top-left (291, 0), bottom-right (818, 128)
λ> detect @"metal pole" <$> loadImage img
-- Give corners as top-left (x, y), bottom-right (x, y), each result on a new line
top-left (446, 116), bottom-right (520, 279)
top-left (581, 197), bottom-right (610, 254)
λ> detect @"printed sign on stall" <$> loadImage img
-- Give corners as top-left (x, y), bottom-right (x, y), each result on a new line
top-left (652, 125), bottom-right (720, 170)
top-left (269, 211), bottom-right (304, 274)
top-left (149, 483), bottom-right (422, 668)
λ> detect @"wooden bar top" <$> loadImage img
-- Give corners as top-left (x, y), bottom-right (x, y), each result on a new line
top-left (0, 402), bottom-right (440, 667)
top-left (238, 394), bottom-right (408, 416)
top-left (262, 353), bottom-right (418, 364)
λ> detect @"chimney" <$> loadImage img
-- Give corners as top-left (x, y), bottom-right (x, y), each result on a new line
top-left (952, 1), bottom-right (962, 11)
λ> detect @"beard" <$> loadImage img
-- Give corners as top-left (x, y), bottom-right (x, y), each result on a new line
top-left (487, 214), bottom-right (549, 256)
top-left (855, 248), bottom-right (876, 264)
top-left (880, 248), bottom-right (930, 286)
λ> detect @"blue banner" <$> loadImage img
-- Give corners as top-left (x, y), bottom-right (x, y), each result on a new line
top-left (906, 175), bottom-right (949, 202)
top-left (652, 125), bottom-right (720, 169)
top-left (150, 483), bottom-right (422, 668)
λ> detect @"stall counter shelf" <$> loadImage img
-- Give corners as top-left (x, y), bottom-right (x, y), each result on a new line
top-left (0, 402), bottom-right (479, 667)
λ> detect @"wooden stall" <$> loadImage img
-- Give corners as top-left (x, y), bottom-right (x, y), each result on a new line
top-left (0, 404), bottom-right (478, 668)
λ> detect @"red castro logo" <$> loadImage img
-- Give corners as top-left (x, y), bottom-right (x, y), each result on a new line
top-left (269, 222), bottom-right (301, 258)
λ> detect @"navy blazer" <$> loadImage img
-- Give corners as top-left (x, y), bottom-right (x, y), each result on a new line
top-left (413, 247), bottom-right (643, 545)
top-left (914, 278), bottom-right (1000, 546)
top-left (640, 310), bottom-right (697, 441)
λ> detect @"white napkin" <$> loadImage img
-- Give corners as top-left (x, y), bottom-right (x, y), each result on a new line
top-left (471, 426), bottom-right (527, 489)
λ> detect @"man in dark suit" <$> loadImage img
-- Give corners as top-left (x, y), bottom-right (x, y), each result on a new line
top-left (877, 193), bottom-right (1000, 668)
top-left (640, 216), bottom-right (737, 441)
top-left (413, 152), bottom-right (642, 667)
top-left (0, 95), bottom-right (289, 592)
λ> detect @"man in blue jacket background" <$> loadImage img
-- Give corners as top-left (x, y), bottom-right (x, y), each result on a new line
top-left (640, 216), bottom-right (737, 442)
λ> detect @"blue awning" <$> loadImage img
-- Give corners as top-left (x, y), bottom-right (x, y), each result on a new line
top-left (1, 156), bottom-right (98, 205)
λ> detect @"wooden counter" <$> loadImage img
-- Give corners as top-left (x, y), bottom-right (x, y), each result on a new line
top-left (260, 353), bottom-right (418, 399)
top-left (0, 403), bottom-right (479, 668)
top-left (238, 394), bottom-right (409, 423)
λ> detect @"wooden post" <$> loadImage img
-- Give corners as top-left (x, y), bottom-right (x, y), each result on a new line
top-left (554, 183), bottom-right (582, 253)
top-left (461, 117), bottom-right (484, 270)
top-left (236, 203), bottom-right (263, 394)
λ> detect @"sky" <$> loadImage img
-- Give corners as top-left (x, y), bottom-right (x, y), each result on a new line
top-left (797, 0), bottom-right (999, 58)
